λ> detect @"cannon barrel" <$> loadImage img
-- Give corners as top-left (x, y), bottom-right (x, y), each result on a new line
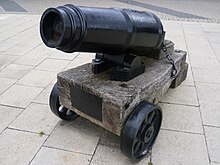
top-left (40, 4), bottom-right (165, 56)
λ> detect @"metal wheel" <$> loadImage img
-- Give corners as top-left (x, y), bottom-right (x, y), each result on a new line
top-left (120, 101), bottom-right (162, 160)
top-left (49, 83), bottom-right (78, 120)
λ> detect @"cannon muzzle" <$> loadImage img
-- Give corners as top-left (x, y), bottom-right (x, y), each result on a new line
top-left (40, 4), bottom-right (165, 56)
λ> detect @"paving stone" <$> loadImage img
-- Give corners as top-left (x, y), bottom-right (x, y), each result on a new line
top-left (0, 77), bottom-right (16, 94)
top-left (181, 65), bottom-right (194, 86)
top-left (3, 36), bottom-right (28, 45)
top-left (35, 59), bottom-right (70, 72)
top-left (182, 22), bottom-right (204, 35)
top-left (16, 70), bottom-right (56, 88)
top-left (152, 130), bottom-right (209, 165)
top-left (206, 32), bottom-right (220, 44)
top-left (211, 163), bottom-right (220, 165)
top-left (33, 83), bottom-right (54, 104)
top-left (4, 45), bottom-right (35, 56)
top-left (28, 44), bottom-right (53, 56)
top-left (99, 130), bottom-right (120, 147)
top-left (13, 54), bottom-right (48, 66)
top-left (30, 147), bottom-right (91, 165)
top-left (65, 53), bottom-right (95, 69)
top-left (200, 102), bottom-right (220, 127)
top-left (9, 103), bottom-right (59, 134)
top-left (204, 126), bottom-right (220, 163)
top-left (193, 68), bottom-right (220, 84)
top-left (90, 145), bottom-right (150, 165)
top-left (0, 42), bottom-right (15, 51)
top-left (44, 118), bottom-right (101, 155)
top-left (161, 85), bottom-right (198, 106)
top-left (0, 55), bottom-right (19, 70)
top-left (159, 103), bottom-right (203, 134)
top-left (0, 85), bottom-right (43, 108)
top-left (165, 34), bottom-right (187, 50)
top-left (0, 129), bottom-right (47, 165)
top-left (196, 82), bottom-right (220, 103)
top-left (0, 105), bottom-right (22, 133)
top-left (49, 51), bottom-right (79, 60)
top-left (0, 64), bottom-right (33, 80)
top-left (201, 23), bottom-right (220, 33)
top-left (185, 34), bottom-right (210, 48)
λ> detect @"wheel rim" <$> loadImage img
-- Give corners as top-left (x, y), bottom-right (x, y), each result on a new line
top-left (120, 101), bottom-right (162, 160)
top-left (50, 83), bottom-right (78, 120)
top-left (133, 109), bottom-right (160, 158)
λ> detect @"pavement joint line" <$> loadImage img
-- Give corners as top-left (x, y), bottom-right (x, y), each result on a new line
top-left (0, 18), bottom-right (36, 35)
top-left (159, 101), bottom-right (199, 107)
top-left (43, 145), bottom-right (93, 157)
top-left (89, 131), bottom-right (103, 165)
top-left (6, 127), bottom-right (49, 136)
top-left (201, 26), bottom-right (220, 64)
top-left (181, 22), bottom-right (212, 164)
top-left (41, 119), bottom-right (95, 158)
top-left (203, 125), bottom-right (220, 129)
top-left (28, 118), bottom-right (62, 165)
top-left (193, 80), bottom-right (220, 85)
top-left (160, 128), bottom-right (204, 135)
top-left (0, 103), bottom-right (24, 110)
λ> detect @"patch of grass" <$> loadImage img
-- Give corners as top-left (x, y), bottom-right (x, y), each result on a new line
top-left (38, 131), bottom-right (45, 137)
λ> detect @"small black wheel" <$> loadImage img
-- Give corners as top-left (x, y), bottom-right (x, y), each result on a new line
top-left (49, 83), bottom-right (78, 120)
top-left (120, 101), bottom-right (162, 160)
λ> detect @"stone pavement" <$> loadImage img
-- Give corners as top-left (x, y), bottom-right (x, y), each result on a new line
top-left (0, 0), bottom-right (220, 23)
top-left (0, 13), bottom-right (220, 165)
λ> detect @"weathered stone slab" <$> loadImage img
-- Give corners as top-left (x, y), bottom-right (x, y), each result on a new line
top-left (57, 44), bottom-right (187, 136)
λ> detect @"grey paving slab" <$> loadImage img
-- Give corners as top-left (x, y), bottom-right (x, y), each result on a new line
top-left (0, 129), bottom-right (47, 165)
top-left (90, 145), bottom-right (150, 165)
top-left (35, 59), bottom-right (70, 72)
top-left (159, 103), bottom-right (203, 134)
top-left (0, 105), bottom-right (22, 133)
top-left (180, 65), bottom-right (194, 86)
top-left (9, 103), bottom-right (59, 134)
top-left (0, 55), bottom-right (19, 70)
top-left (33, 83), bottom-right (53, 105)
top-left (185, 34), bottom-right (210, 48)
top-left (0, 84), bottom-right (43, 108)
top-left (3, 45), bottom-right (35, 56)
top-left (30, 147), bottom-right (91, 165)
top-left (201, 23), bottom-right (220, 33)
top-left (49, 51), bottom-right (79, 60)
top-left (152, 130), bottom-right (209, 165)
top-left (28, 44), bottom-right (54, 56)
top-left (99, 130), bottom-right (120, 147)
top-left (161, 85), bottom-right (199, 106)
top-left (187, 47), bottom-right (220, 69)
top-left (13, 54), bottom-right (48, 66)
top-left (44, 118), bottom-right (101, 155)
top-left (200, 102), bottom-right (220, 127)
top-left (65, 53), bottom-right (95, 69)
top-left (0, 77), bottom-right (16, 94)
top-left (0, 42), bottom-right (15, 51)
top-left (206, 32), bottom-right (220, 44)
top-left (16, 70), bottom-right (56, 88)
top-left (204, 126), bottom-right (220, 163)
top-left (211, 163), bottom-right (220, 165)
top-left (192, 67), bottom-right (220, 84)
top-left (0, 63), bottom-right (33, 79)
top-left (182, 22), bottom-right (204, 35)
top-left (196, 82), bottom-right (220, 103)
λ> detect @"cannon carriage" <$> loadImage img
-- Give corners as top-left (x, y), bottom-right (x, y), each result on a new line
top-left (40, 4), bottom-right (188, 160)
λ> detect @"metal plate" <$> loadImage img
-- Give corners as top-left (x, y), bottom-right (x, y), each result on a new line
top-left (70, 84), bottom-right (102, 121)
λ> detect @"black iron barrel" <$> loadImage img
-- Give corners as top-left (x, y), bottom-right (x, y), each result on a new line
top-left (40, 4), bottom-right (165, 56)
